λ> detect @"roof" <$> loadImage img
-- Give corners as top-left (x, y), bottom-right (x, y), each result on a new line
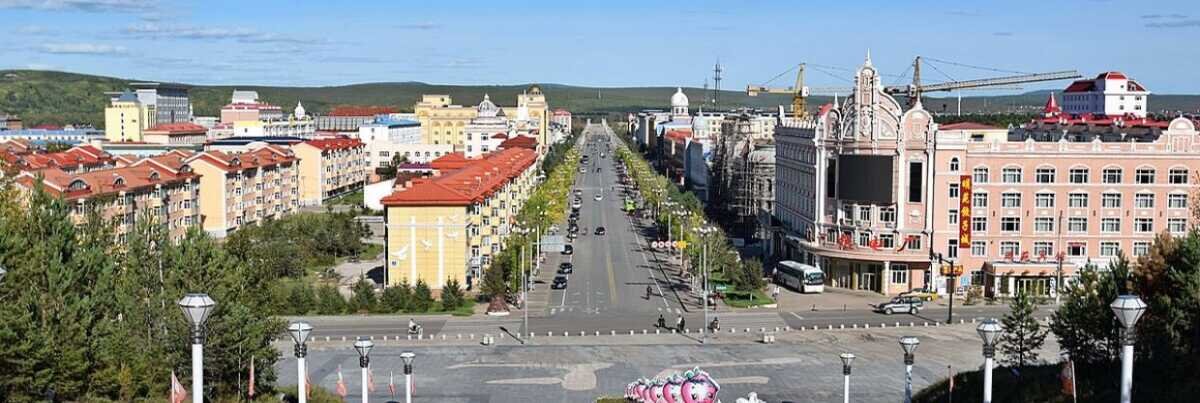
top-left (300, 137), bottom-right (364, 151)
top-left (366, 117), bottom-right (420, 127)
top-left (817, 103), bottom-right (834, 117)
top-left (664, 129), bottom-right (692, 142)
top-left (1096, 71), bottom-right (1127, 80)
top-left (222, 102), bottom-right (282, 111)
top-left (146, 122), bottom-right (207, 134)
top-left (939, 122), bottom-right (1003, 131)
top-left (206, 136), bottom-right (305, 147)
top-left (491, 133), bottom-right (509, 140)
top-left (328, 106), bottom-right (398, 117)
top-left (381, 147), bottom-right (538, 207)
top-left (430, 152), bottom-right (470, 171)
top-left (499, 135), bottom-right (538, 150)
top-left (1043, 93), bottom-right (1062, 115)
top-left (16, 163), bottom-right (195, 201)
top-left (553, 109), bottom-right (571, 115)
top-left (15, 145), bottom-right (114, 171)
top-left (185, 145), bottom-right (296, 172)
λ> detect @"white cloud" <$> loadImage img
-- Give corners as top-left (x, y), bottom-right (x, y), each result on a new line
top-left (0, 0), bottom-right (155, 13)
top-left (123, 23), bottom-right (311, 44)
top-left (38, 43), bottom-right (127, 55)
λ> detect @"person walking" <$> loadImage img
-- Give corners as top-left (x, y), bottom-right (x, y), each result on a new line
top-left (676, 314), bottom-right (686, 332)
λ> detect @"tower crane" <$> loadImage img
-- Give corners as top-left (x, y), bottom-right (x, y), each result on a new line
top-left (747, 63), bottom-right (811, 118)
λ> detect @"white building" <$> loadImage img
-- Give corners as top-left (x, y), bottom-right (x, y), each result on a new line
top-left (1061, 71), bottom-right (1150, 117)
top-left (232, 118), bottom-right (316, 138)
top-left (357, 117), bottom-right (452, 169)
top-left (463, 94), bottom-right (511, 158)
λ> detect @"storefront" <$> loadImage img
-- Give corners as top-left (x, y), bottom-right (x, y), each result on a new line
top-left (982, 262), bottom-right (1076, 298)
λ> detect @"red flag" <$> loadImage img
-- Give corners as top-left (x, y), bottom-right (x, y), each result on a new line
top-left (388, 371), bottom-right (397, 398)
top-left (368, 368), bottom-right (376, 393)
top-left (170, 371), bottom-right (188, 403)
top-left (305, 373), bottom-right (311, 399)
top-left (248, 358), bottom-right (256, 399)
top-left (335, 365), bottom-right (348, 400)
top-left (1060, 359), bottom-right (1076, 399)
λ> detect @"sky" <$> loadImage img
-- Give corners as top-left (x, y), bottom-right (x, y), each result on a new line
top-left (1, 0), bottom-right (1199, 93)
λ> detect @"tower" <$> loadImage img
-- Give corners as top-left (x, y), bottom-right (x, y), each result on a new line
top-left (712, 59), bottom-right (723, 110)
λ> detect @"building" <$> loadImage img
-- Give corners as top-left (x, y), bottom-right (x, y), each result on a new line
top-left (414, 95), bottom-right (476, 146)
top-left (414, 88), bottom-right (550, 151)
top-left (293, 137), bottom-right (367, 206)
top-left (1061, 72), bottom-right (1150, 118)
top-left (104, 90), bottom-right (156, 142)
top-left (464, 95), bottom-right (511, 158)
top-left (381, 147), bottom-right (539, 290)
top-left (182, 146), bottom-right (300, 237)
top-left (551, 109), bottom-right (572, 132)
top-left (506, 86), bottom-right (550, 149)
top-left (0, 127), bottom-right (104, 145)
top-left (230, 117), bottom-right (316, 138)
top-left (13, 159), bottom-right (200, 243)
top-left (1, 113), bottom-right (22, 130)
top-left (204, 136), bottom-right (307, 153)
top-left (316, 106), bottom-right (399, 132)
top-left (96, 141), bottom-right (203, 157)
top-left (0, 144), bottom-right (116, 175)
top-left (128, 82), bottom-right (192, 124)
top-left (143, 123), bottom-right (208, 145)
top-left (358, 117), bottom-right (421, 169)
top-left (711, 112), bottom-right (776, 242)
top-left (220, 90), bottom-right (284, 123)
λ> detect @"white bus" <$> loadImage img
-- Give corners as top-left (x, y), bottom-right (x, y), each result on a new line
top-left (775, 260), bottom-right (825, 294)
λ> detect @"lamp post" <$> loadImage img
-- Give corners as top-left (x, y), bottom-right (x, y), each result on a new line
top-left (513, 225), bottom-right (530, 338)
top-left (899, 336), bottom-right (920, 403)
top-left (930, 251), bottom-right (955, 324)
top-left (976, 318), bottom-right (1003, 403)
top-left (178, 293), bottom-right (216, 403)
top-left (1111, 295), bottom-right (1147, 403)
top-left (288, 322), bottom-right (313, 403)
top-left (353, 337), bottom-right (374, 403)
top-left (400, 351), bottom-right (416, 403)
top-left (840, 353), bottom-right (855, 403)
top-left (695, 225), bottom-right (715, 343)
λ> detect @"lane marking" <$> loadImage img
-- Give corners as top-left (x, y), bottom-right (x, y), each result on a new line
top-left (790, 312), bottom-right (805, 320)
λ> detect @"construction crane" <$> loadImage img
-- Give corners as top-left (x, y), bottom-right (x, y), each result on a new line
top-left (884, 56), bottom-right (1082, 106)
top-left (746, 63), bottom-right (811, 118)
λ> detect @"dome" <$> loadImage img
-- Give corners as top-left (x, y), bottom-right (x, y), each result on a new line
top-left (294, 101), bottom-right (306, 119)
top-left (477, 94), bottom-right (500, 117)
top-left (671, 87), bottom-right (689, 108)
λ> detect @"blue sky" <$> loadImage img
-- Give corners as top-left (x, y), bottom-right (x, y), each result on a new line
top-left (2, 0), bottom-right (1199, 93)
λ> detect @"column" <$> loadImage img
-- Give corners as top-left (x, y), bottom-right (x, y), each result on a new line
top-left (882, 261), bottom-right (891, 295)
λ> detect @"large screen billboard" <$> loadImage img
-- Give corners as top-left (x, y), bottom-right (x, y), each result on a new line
top-left (836, 155), bottom-right (894, 204)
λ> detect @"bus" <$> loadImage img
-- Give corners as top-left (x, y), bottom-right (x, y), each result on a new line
top-left (623, 198), bottom-right (636, 212)
top-left (774, 260), bottom-right (825, 293)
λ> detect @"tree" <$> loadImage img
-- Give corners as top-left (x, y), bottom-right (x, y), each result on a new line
top-left (410, 280), bottom-right (434, 312)
top-left (349, 280), bottom-right (377, 314)
top-left (315, 285), bottom-right (347, 315)
top-left (1050, 259), bottom-right (1127, 366)
top-left (999, 291), bottom-right (1048, 368)
top-left (441, 279), bottom-right (465, 311)
top-left (481, 265), bottom-right (508, 299)
top-left (730, 258), bottom-right (766, 292)
top-left (380, 282), bottom-right (412, 313)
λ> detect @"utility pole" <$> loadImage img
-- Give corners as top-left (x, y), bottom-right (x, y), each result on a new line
top-left (713, 59), bottom-right (723, 110)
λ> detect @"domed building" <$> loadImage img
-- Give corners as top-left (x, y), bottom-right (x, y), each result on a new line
top-left (671, 87), bottom-right (690, 117)
top-left (463, 94), bottom-right (513, 158)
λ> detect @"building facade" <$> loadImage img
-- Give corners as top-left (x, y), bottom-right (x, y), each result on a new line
top-left (1061, 72), bottom-right (1150, 118)
top-left (414, 95), bottom-right (476, 146)
top-left (293, 137), bottom-right (367, 206)
top-left (183, 146), bottom-right (300, 237)
top-left (104, 90), bottom-right (156, 143)
top-left (131, 82), bottom-right (192, 124)
top-left (143, 123), bottom-right (208, 145)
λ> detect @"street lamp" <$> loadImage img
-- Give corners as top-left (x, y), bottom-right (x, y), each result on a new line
top-left (899, 336), bottom-right (920, 403)
top-left (839, 353), bottom-right (855, 403)
top-left (976, 318), bottom-right (1003, 403)
top-left (178, 293), bottom-right (215, 403)
top-left (288, 322), bottom-right (313, 403)
top-left (695, 225), bottom-right (716, 344)
top-left (353, 337), bottom-right (374, 403)
top-left (930, 251), bottom-right (955, 324)
top-left (1111, 295), bottom-right (1147, 403)
top-left (400, 351), bottom-right (416, 403)
top-left (513, 225), bottom-right (531, 338)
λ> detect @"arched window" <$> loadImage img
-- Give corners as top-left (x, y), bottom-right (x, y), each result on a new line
top-left (149, 171), bottom-right (160, 181)
top-left (68, 179), bottom-right (89, 191)
top-left (949, 157), bottom-right (960, 172)
top-left (113, 177), bottom-right (125, 187)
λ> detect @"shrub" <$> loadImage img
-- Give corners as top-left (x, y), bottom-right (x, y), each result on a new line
top-left (314, 284), bottom-right (347, 314)
top-left (410, 279), bottom-right (434, 312)
top-left (348, 280), bottom-right (377, 314)
top-left (379, 281), bottom-right (412, 313)
top-left (442, 279), bottom-right (465, 311)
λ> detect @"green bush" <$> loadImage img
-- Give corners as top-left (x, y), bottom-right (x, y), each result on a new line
top-left (314, 285), bottom-right (347, 314)
top-left (348, 280), bottom-right (377, 314)
top-left (441, 279), bottom-right (465, 311)
top-left (410, 280), bottom-right (434, 312)
top-left (379, 282), bottom-right (412, 313)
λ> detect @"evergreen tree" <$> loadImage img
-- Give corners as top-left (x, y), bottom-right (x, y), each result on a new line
top-left (380, 282), bottom-right (412, 313)
top-left (442, 279), bottom-right (465, 311)
top-left (411, 280), bottom-right (434, 312)
top-left (349, 280), bottom-right (377, 313)
top-left (999, 291), bottom-right (1048, 368)
top-left (1050, 259), bottom-right (1126, 365)
top-left (315, 285), bottom-right (347, 314)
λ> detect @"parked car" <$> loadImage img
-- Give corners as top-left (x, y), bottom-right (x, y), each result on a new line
top-left (899, 287), bottom-right (938, 302)
top-left (874, 296), bottom-right (924, 315)
top-left (594, 226), bottom-right (606, 236)
top-left (558, 262), bottom-right (574, 274)
top-left (562, 245), bottom-right (574, 255)
top-left (594, 193), bottom-right (603, 201)
top-left (552, 275), bottom-right (569, 289)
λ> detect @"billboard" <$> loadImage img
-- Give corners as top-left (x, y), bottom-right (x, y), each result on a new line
top-left (836, 155), bottom-right (895, 204)
top-left (959, 175), bottom-right (972, 248)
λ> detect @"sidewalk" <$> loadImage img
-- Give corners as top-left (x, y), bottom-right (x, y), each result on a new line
top-left (772, 285), bottom-right (883, 312)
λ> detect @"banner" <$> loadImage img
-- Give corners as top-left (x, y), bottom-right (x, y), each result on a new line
top-left (958, 175), bottom-right (972, 248)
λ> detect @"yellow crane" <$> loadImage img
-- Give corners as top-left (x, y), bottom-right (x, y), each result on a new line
top-left (746, 63), bottom-right (811, 117)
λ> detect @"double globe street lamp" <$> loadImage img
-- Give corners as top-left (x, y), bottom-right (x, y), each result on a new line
top-left (178, 293), bottom-right (216, 403)
top-left (288, 321), bottom-right (314, 403)
top-left (1111, 295), bottom-right (1147, 403)
top-left (354, 337), bottom-right (374, 403)
top-left (899, 336), bottom-right (920, 403)
top-left (976, 318), bottom-right (1003, 403)
top-left (839, 353), bottom-right (855, 403)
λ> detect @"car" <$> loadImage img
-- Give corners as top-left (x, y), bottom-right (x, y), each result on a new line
top-left (579, 167), bottom-right (586, 173)
top-left (558, 262), bottom-right (574, 274)
top-left (874, 296), bottom-right (924, 315)
top-left (594, 226), bottom-right (606, 236)
top-left (572, 201), bottom-right (582, 209)
top-left (899, 287), bottom-right (938, 302)
top-left (562, 245), bottom-right (574, 254)
top-left (594, 193), bottom-right (603, 201)
top-left (551, 275), bottom-right (568, 289)
top-left (574, 189), bottom-right (583, 196)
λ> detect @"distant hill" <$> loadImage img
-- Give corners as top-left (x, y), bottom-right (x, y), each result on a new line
top-left (2, 69), bottom-right (1198, 128)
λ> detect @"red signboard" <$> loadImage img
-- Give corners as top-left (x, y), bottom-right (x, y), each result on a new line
top-left (959, 175), bottom-right (972, 248)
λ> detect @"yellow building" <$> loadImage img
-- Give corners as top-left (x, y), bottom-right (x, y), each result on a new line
top-left (104, 90), bottom-right (156, 143)
top-left (181, 146), bottom-right (300, 237)
top-left (413, 95), bottom-right (476, 146)
top-left (381, 147), bottom-right (539, 289)
top-left (503, 85), bottom-right (550, 149)
top-left (292, 137), bottom-right (367, 206)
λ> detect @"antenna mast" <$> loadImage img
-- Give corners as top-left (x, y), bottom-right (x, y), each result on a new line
top-left (713, 59), bottom-right (723, 110)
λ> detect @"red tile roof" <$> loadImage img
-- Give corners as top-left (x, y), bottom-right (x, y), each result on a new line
top-left (186, 145), bottom-right (296, 172)
top-left (1096, 71), bottom-right (1127, 80)
top-left (300, 137), bottom-right (364, 151)
top-left (430, 152), bottom-right (470, 171)
top-left (15, 145), bottom-right (114, 171)
top-left (382, 148), bottom-right (537, 207)
top-left (1043, 93), bottom-right (1061, 115)
top-left (16, 163), bottom-right (195, 200)
top-left (328, 106), bottom-right (398, 117)
top-left (553, 109), bottom-right (571, 116)
top-left (939, 122), bottom-right (1002, 131)
top-left (664, 129), bottom-right (692, 142)
top-left (1064, 80), bottom-right (1095, 93)
top-left (146, 122), bottom-right (207, 134)
top-left (499, 135), bottom-right (538, 150)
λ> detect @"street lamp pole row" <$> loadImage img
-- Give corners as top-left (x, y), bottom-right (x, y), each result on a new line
top-left (291, 321), bottom-right (418, 403)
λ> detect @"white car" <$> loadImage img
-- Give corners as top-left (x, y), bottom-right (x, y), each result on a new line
top-left (594, 193), bottom-right (603, 201)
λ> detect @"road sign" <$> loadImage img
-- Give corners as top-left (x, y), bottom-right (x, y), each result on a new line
top-left (715, 285), bottom-right (728, 291)
top-left (540, 235), bottom-right (566, 252)
top-left (675, 241), bottom-right (688, 249)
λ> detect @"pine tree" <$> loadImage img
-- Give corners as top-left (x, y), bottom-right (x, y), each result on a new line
top-left (380, 282), bottom-right (412, 313)
top-left (349, 280), bottom-right (377, 313)
top-left (315, 285), bottom-right (348, 314)
top-left (999, 291), bottom-right (1048, 368)
top-left (441, 279), bottom-right (465, 311)
top-left (411, 280), bottom-right (434, 312)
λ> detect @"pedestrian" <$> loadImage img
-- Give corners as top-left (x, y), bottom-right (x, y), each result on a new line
top-left (772, 285), bottom-right (781, 300)
top-left (676, 314), bottom-right (685, 332)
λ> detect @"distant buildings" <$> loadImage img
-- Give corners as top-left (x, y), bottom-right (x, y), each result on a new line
top-left (0, 127), bottom-right (104, 145)
top-left (104, 90), bottom-right (157, 142)
top-left (1061, 71), bottom-right (1149, 118)
top-left (220, 90), bottom-right (284, 123)
top-left (1, 114), bottom-right (22, 130)
top-left (183, 146), bottom-right (300, 237)
top-left (293, 137), bottom-right (367, 206)
top-left (143, 122), bottom-right (208, 146)
top-left (129, 82), bottom-right (192, 124)
top-left (317, 106), bottom-right (399, 132)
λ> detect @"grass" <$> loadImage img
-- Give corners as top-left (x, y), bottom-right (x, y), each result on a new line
top-left (328, 189), bottom-right (364, 206)
top-left (360, 243), bottom-right (383, 259)
top-left (723, 289), bottom-right (775, 308)
top-left (595, 398), bottom-right (626, 403)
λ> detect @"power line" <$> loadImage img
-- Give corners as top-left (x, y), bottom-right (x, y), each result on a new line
top-left (922, 56), bottom-right (1029, 75)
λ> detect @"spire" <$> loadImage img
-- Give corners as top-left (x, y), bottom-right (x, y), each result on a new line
top-left (1043, 92), bottom-right (1062, 116)
top-left (864, 49), bottom-right (872, 67)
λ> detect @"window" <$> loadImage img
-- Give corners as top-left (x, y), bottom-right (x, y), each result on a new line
top-left (1034, 241), bottom-right (1054, 259)
top-left (1035, 217), bottom-right (1055, 232)
top-left (1001, 192), bottom-right (1021, 208)
top-left (1134, 218), bottom-right (1153, 233)
top-left (1036, 168), bottom-right (1056, 183)
top-left (1169, 194), bottom-right (1188, 209)
top-left (906, 235), bottom-right (922, 251)
top-left (1100, 241), bottom-right (1120, 257)
top-left (858, 206), bottom-right (872, 222)
top-left (1102, 193), bottom-right (1121, 208)
top-left (1068, 217), bottom-right (1087, 232)
top-left (1035, 192), bottom-right (1055, 208)
top-left (1069, 168), bottom-right (1089, 184)
top-left (1133, 241), bottom-right (1150, 257)
top-left (880, 207), bottom-right (896, 223)
top-left (949, 158), bottom-right (960, 171)
top-left (1169, 218), bottom-right (1187, 234)
top-left (908, 161), bottom-right (923, 203)
top-left (947, 239), bottom-right (959, 259)
top-left (973, 167), bottom-right (989, 183)
top-left (1001, 217), bottom-right (1021, 232)
top-left (1135, 168), bottom-right (1156, 184)
top-left (879, 234), bottom-right (895, 248)
top-left (1069, 193), bottom-right (1088, 208)
top-left (379, 151), bottom-right (390, 157)
top-left (1135, 193), bottom-right (1154, 209)
top-left (948, 209), bottom-right (959, 225)
top-left (973, 192), bottom-right (988, 208)
top-left (1067, 242), bottom-right (1086, 257)
top-left (971, 241), bottom-right (987, 257)
top-left (949, 183), bottom-right (959, 198)
top-left (1103, 168), bottom-right (1123, 184)
top-left (1169, 168), bottom-right (1188, 184)
top-left (972, 216), bottom-right (988, 232)
top-left (1002, 167), bottom-right (1022, 183)
top-left (891, 267), bottom-right (908, 284)
top-left (1101, 218), bottom-right (1121, 233)
top-left (858, 232), bottom-right (870, 247)
top-left (1000, 241), bottom-right (1020, 258)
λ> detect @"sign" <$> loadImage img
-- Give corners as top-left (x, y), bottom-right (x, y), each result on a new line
top-left (958, 175), bottom-right (972, 248)
top-left (714, 285), bottom-right (728, 291)
top-left (540, 235), bottom-right (567, 252)
top-left (940, 264), bottom-right (965, 277)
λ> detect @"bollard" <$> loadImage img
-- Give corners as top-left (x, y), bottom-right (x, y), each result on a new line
top-left (685, 328), bottom-right (690, 334)
top-left (383, 335), bottom-right (388, 341)
top-left (923, 322), bottom-right (929, 327)
top-left (852, 324), bottom-right (858, 329)
top-left (785, 326), bottom-right (791, 331)
top-left (457, 334), bottom-right (461, 340)
top-left (760, 327), bottom-right (765, 333)
top-left (910, 322), bottom-right (915, 327)
top-left (774, 327), bottom-right (780, 332)
top-left (729, 328), bottom-right (735, 334)
top-left (960, 319), bottom-right (965, 324)
top-left (935, 322), bottom-right (941, 327)
top-left (581, 331), bottom-right (585, 337)
top-left (880, 323), bottom-right (885, 328)
top-left (470, 334), bottom-right (475, 340)
top-left (896, 322), bottom-right (900, 327)
top-left (643, 329), bottom-right (648, 335)
top-left (370, 336), bottom-right (375, 341)
top-left (971, 318), bottom-right (977, 323)
top-left (828, 325), bottom-right (833, 330)
top-left (407, 335), bottom-right (412, 340)
top-left (442, 334), bottom-right (447, 340)
top-left (595, 331), bottom-right (600, 336)
top-left (630, 330), bottom-right (635, 335)
top-left (865, 324), bottom-right (870, 329)
top-left (611, 330), bottom-right (617, 336)
top-left (656, 329), bottom-right (660, 335)
top-left (840, 324), bottom-right (845, 329)
top-left (564, 332), bottom-right (568, 338)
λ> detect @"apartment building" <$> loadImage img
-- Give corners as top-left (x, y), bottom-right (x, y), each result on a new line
top-left (293, 137), bottom-right (366, 206)
top-left (0, 144), bottom-right (116, 175)
top-left (381, 147), bottom-right (539, 290)
top-left (104, 90), bottom-right (156, 143)
top-left (143, 123), bottom-right (208, 146)
top-left (180, 146), bottom-right (300, 237)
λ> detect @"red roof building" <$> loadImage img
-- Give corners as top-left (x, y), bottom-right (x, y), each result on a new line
top-left (499, 135), bottom-right (538, 150)
top-left (382, 147), bottom-right (538, 207)
top-left (328, 106), bottom-right (399, 117)
top-left (939, 122), bottom-right (1003, 131)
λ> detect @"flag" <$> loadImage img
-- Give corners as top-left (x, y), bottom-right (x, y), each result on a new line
top-left (368, 368), bottom-right (376, 393)
top-left (248, 358), bottom-right (256, 399)
top-left (1060, 359), bottom-right (1077, 399)
top-left (388, 371), bottom-right (397, 399)
top-left (305, 373), bottom-right (311, 399)
top-left (336, 365), bottom-right (348, 400)
top-left (170, 371), bottom-right (188, 403)
top-left (948, 365), bottom-right (954, 392)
